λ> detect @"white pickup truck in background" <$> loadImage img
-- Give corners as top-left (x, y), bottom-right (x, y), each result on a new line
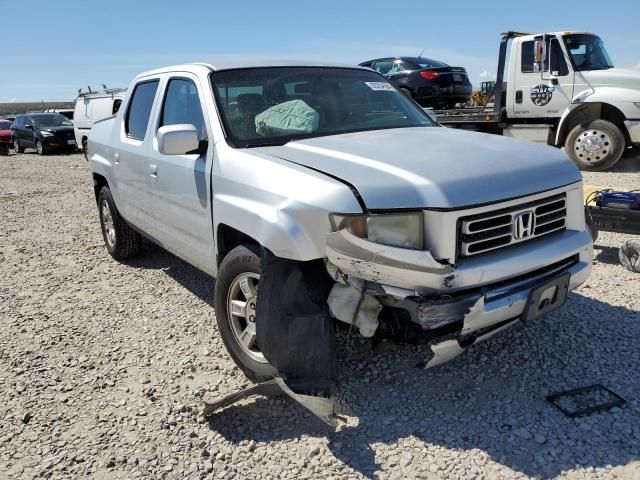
top-left (87, 61), bottom-right (592, 423)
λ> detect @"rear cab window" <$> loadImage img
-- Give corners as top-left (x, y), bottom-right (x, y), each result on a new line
top-left (125, 80), bottom-right (160, 140)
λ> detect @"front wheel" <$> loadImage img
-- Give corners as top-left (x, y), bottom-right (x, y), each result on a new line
top-left (214, 245), bottom-right (277, 382)
top-left (14, 138), bottom-right (24, 153)
top-left (35, 139), bottom-right (45, 155)
top-left (82, 137), bottom-right (88, 161)
top-left (566, 119), bottom-right (625, 171)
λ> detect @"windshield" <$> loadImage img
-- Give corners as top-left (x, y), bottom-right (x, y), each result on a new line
top-left (563, 34), bottom-right (613, 71)
top-left (211, 67), bottom-right (434, 148)
top-left (32, 114), bottom-right (73, 128)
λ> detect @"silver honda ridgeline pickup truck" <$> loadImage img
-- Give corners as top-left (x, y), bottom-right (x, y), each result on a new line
top-left (89, 62), bottom-right (592, 416)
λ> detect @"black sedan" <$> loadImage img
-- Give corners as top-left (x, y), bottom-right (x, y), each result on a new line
top-left (11, 113), bottom-right (77, 155)
top-left (359, 56), bottom-right (472, 108)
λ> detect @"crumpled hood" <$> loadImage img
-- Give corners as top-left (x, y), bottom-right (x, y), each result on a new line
top-left (255, 127), bottom-right (581, 210)
top-left (579, 68), bottom-right (640, 90)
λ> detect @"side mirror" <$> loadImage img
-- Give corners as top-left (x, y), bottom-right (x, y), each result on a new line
top-left (24, 124), bottom-right (33, 130)
top-left (157, 124), bottom-right (199, 155)
top-left (424, 108), bottom-right (437, 123)
top-left (533, 38), bottom-right (546, 72)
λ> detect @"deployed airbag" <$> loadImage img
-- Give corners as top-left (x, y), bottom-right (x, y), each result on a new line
top-left (255, 100), bottom-right (319, 136)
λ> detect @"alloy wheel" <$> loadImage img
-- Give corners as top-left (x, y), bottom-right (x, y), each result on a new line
top-left (226, 272), bottom-right (266, 363)
top-left (101, 199), bottom-right (116, 248)
top-left (574, 129), bottom-right (612, 164)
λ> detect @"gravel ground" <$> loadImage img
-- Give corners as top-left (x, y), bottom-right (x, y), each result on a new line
top-left (1, 148), bottom-right (639, 480)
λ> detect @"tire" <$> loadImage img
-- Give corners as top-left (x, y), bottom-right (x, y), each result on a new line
top-left (214, 244), bottom-right (277, 382)
top-left (0, 143), bottom-right (9, 156)
top-left (619, 240), bottom-right (640, 273)
top-left (82, 137), bottom-right (88, 161)
top-left (35, 139), bottom-right (45, 155)
top-left (565, 119), bottom-right (625, 171)
top-left (14, 138), bottom-right (24, 154)
top-left (97, 186), bottom-right (140, 260)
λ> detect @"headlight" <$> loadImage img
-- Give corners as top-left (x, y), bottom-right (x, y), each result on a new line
top-left (330, 212), bottom-right (423, 250)
top-left (41, 131), bottom-right (54, 137)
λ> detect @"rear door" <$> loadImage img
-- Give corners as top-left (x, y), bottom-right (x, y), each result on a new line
top-left (12, 117), bottom-right (24, 143)
top-left (115, 79), bottom-right (160, 234)
top-left (150, 74), bottom-right (215, 272)
top-left (511, 37), bottom-right (574, 119)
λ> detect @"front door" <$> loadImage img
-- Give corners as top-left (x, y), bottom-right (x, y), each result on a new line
top-left (511, 36), bottom-right (574, 119)
top-left (150, 75), bottom-right (216, 273)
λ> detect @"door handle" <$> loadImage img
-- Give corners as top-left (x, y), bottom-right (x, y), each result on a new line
top-left (149, 164), bottom-right (158, 183)
top-left (113, 153), bottom-right (119, 165)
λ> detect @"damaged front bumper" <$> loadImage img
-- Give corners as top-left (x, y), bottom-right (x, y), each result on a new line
top-left (326, 227), bottom-right (593, 365)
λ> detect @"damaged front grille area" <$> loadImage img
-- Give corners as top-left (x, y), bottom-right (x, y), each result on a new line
top-left (458, 193), bottom-right (567, 258)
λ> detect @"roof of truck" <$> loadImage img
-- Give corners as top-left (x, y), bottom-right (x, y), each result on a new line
top-left (510, 31), bottom-right (598, 40)
top-left (136, 60), bottom-right (367, 79)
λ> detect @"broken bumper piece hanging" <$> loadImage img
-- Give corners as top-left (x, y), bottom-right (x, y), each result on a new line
top-left (204, 251), bottom-right (342, 426)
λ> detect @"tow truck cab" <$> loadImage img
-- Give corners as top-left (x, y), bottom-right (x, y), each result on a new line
top-left (438, 31), bottom-right (640, 171)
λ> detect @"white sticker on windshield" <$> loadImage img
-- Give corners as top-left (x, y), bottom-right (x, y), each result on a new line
top-left (365, 82), bottom-right (395, 91)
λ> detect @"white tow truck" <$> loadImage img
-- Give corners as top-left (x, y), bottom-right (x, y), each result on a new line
top-left (435, 31), bottom-right (640, 171)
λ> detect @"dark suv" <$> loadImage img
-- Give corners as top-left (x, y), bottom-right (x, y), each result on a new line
top-left (359, 57), bottom-right (472, 108)
top-left (11, 113), bottom-right (77, 155)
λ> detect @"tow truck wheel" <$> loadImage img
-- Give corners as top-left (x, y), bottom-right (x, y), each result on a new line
top-left (214, 245), bottom-right (277, 383)
top-left (566, 119), bottom-right (625, 171)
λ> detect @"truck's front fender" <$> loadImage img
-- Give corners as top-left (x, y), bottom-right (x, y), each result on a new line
top-left (213, 192), bottom-right (329, 261)
top-left (555, 87), bottom-right (640, 145)
top-left (212, 147), bottom-right (363, 264)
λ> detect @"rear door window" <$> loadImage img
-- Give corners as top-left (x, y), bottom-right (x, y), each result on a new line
top-left (373, 60), bottom-right (394, 75)
top-left (125, 80), bottom-right (159, 140)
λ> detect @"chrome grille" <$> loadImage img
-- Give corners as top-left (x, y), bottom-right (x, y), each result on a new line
top-left (458, 193), bottom-right (567, 258)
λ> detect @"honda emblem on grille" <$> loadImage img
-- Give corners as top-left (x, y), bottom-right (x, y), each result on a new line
top-left (513, 211), bottom-right (535, 240)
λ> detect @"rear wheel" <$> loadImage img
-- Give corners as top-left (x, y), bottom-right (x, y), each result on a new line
top-left (97, 186), bottom-right (140, 260)
top-left (566, 119), bottom-right (625, 171)
top-left (82, 137), bottom-right (88, 161)
top-left (14, 138), bottom-right (24, 153)
top-left (214, 245), bottom-right (277, 382)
